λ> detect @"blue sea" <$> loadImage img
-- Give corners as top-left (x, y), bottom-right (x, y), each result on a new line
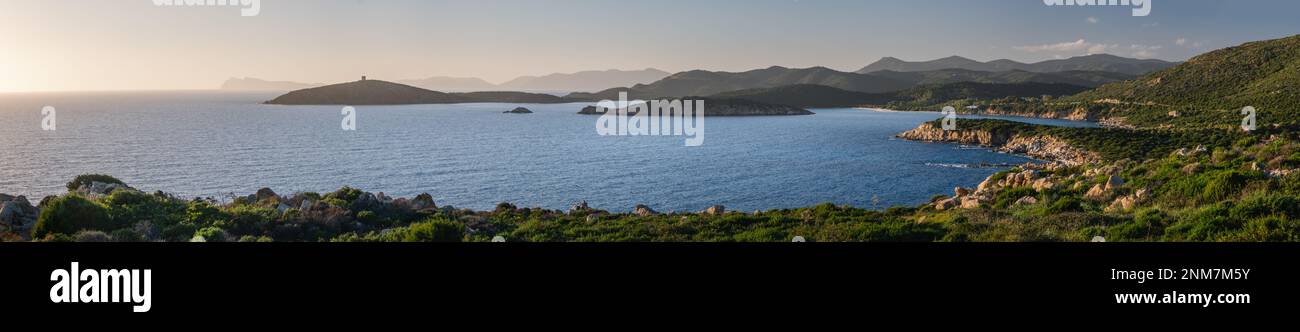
top-left (0, 91), bottom-right (1091, 212)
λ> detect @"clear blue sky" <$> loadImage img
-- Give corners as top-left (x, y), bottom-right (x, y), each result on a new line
top-left (2, 0), bottom-right (1298, 91)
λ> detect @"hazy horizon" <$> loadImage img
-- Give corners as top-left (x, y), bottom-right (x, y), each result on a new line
top-left (4, 0), bottom-right (1299, 92)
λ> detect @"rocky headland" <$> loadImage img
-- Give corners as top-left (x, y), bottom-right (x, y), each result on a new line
top-left (896, 122), bottom-right (1101, 166)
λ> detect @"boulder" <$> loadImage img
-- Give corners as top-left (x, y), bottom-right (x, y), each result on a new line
top-left (959, 197), bottom-right (983, 209)
top-left (1085, 184), bottom-right (1108, 200)
top-left (569, 201), bottom-right (590, 214)
top-left (351, 193), bottom-right (381, 211)
top-left (299, 199), bottom-right (316, 211)
top-left (1031, 178), bottom-right (1055, 191)
top-left (255, 188), bottom-right (278, 202)
top-left (702, 205), bottom-right (726, 215)
top-left (934, 198), bottom-right (959, 211)
top-left (0, 201), bottom-right (18, 224)
top-left (411, 193), bottom-right (437, 211)
top-left (0, 195), bottom-right (38, 232)
top-left (1014, 196), bottom-right (1039, 206)
top-left (633, 204), bottom-right (658, 217)
top-left (1107, 188), bottom-right (1150, 212)
top-left (1105, 175), bottom-right (1125, 190)
top-left (954, 187), bottom-right (972, 198)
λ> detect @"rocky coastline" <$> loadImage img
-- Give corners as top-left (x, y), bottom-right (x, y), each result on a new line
top-left (896, 122), bottom-right (1101, 166)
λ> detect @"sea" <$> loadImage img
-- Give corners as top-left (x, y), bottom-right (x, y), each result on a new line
top-left (0, 91), bottom-right (1096, 212)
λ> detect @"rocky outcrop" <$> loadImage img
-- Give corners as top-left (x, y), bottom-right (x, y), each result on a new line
top-left (504, 107), bottom-right (533, 114)
top-left (76, 181), bottom-right (135, 200)
top-left (1014, 196), bottom-right (1039, 206)
top-left (0, 194), bottom-right (38, 236)
top-left (1085, 175), bottom-right (1126, 200)
top-left (934, 164), bottom-right (1074, 211)
top-left (978, 105), bottom-right (1098, 122)
top-left (569, 201), bottom-right (591, 214)
top-left (1001, 135), bottom-right (1102, 167)
top-left (633, 204), bottom-right (659, 217)
top-left (1107, 188), bottom-right (1149, 212)
top-left (897, 123), bottom-right (1100, 166)
top-left (897, 123), bottom-right (1013, 146)
top-left (411, 193), bottom-right (437, 212)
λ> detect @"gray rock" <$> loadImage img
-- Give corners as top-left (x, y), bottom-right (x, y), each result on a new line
top-left (633, 204), bottom-right (658, 217)
top-left (504, 107), bottom-right (533, 114)
top-left (569, 201), bottom-right (590, 214)
top-left (299, 199), bottom-right (316, 211)
top-left (0, 201), bottom-right (18, 224)
top-left (412, 193), bottom-right (437, 211)
top-left (255, 188), bottom-right (279, 202)
top-left (1014, 196), bottom-right (1039, 206)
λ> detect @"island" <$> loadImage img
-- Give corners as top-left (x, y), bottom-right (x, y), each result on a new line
top-left (265, 79), bottom-right (585, 105)
top-left (504, 107), bottom-right (533, 114)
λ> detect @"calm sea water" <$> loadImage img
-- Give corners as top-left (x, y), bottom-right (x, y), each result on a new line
top-left (0, 91), bottom-right (1089, 212)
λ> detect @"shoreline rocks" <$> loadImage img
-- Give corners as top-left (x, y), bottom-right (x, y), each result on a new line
top-left (0, 194), bottom-right (38, 237)
top-left (897, 122), bottom-right (1101, 166)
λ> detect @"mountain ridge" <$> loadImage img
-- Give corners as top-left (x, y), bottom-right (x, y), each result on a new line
top-left (857, 54), bottom-right (1177, 76)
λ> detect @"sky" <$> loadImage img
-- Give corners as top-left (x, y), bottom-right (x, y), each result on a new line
top-left (2, 0), bottom-right (1299, 92)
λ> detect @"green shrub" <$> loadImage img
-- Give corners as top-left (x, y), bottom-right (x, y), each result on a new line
top-left (324, 187), bottom-right (364, 204)
top-left (193, 227), bottom-right (230, 242)
top-left (161, 222), bottom-right (199, 242)
top-left (104, 190), bottom-right (187, 228)
top-left (31, 195), bottom-right (115, 239)
top-left (1230, 193), bottom-right (1300, 220)
top-left (109, 228), bottom-right (142, 242)
top-left (402, 220), bottom-right (465, 242)
top-left (1202, 170), bottom-right (1252, 202)
top-left (1107, 208), bottom-right (1169, 241)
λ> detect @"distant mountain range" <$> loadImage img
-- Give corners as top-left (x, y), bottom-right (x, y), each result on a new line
top-left (226, 69), bottom-right (670, 93)
top-left (857, 54), bottom-right (1177, 76)
top-left (395, 76), bottom-right (497, 92)
top-left (565, 65), bottom-right (1134, 101)
top-left (497, 69), bottom-right (670, 92)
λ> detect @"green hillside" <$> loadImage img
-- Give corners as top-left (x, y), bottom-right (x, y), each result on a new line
top-left (1070, 34), bottom-right (1300, 128)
